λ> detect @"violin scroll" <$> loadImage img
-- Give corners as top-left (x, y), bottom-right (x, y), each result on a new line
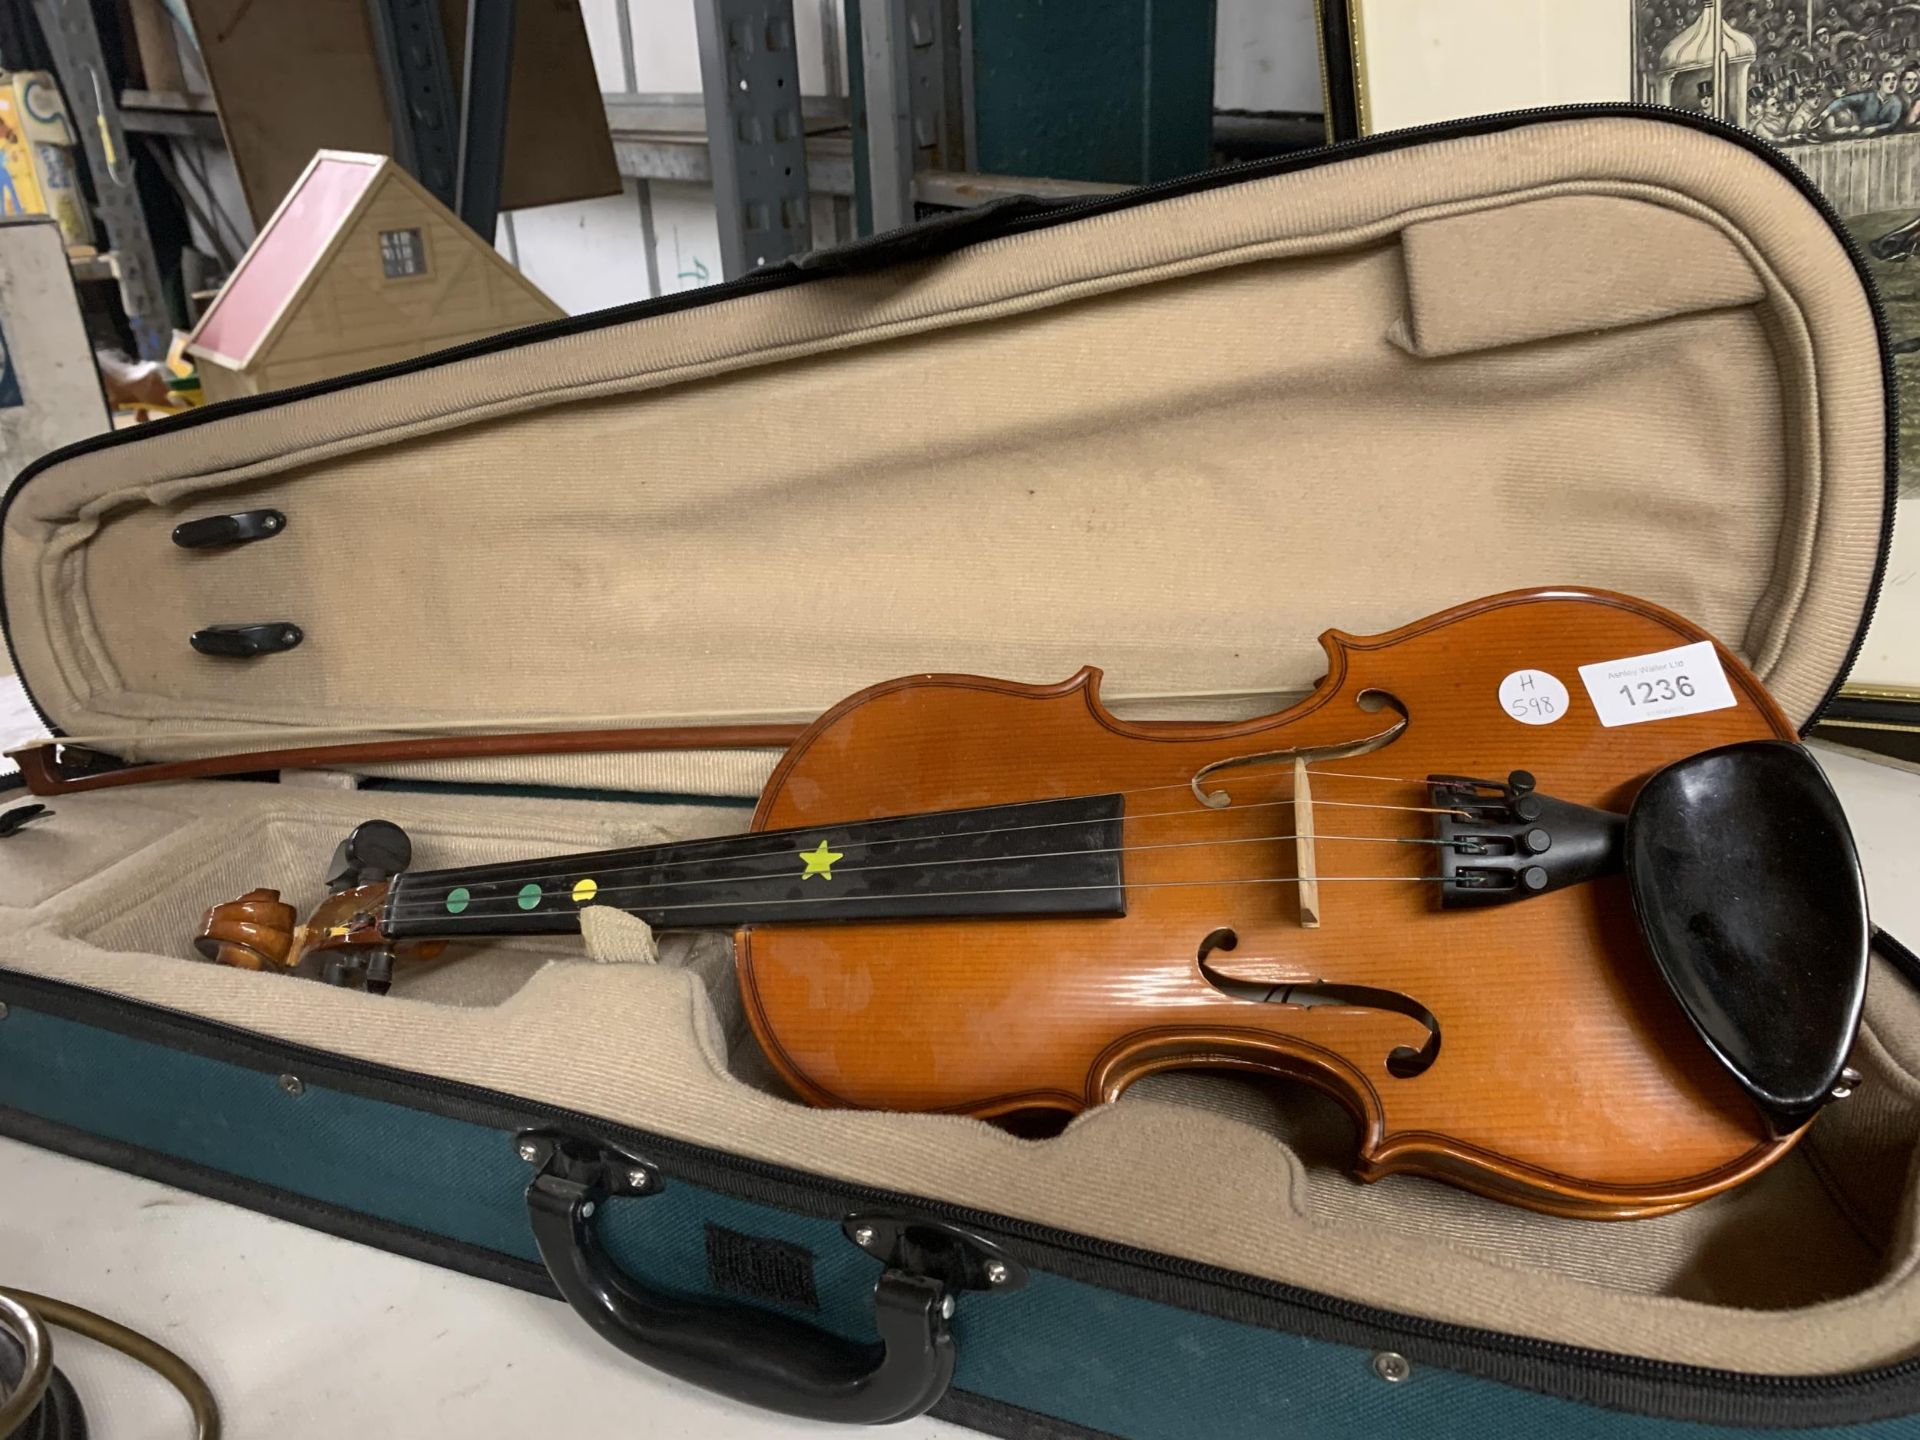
top-left (194, 878), bottom-right (406, 985)
top-left (194, 887), bottom-right (299, 971)
top-left (194, 821), bottom-right (439, 991)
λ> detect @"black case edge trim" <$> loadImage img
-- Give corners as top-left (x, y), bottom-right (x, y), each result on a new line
top-left (1876, 928), bottom-right (1920, 994)
top-left (2, 966), bottom-right (1918, 1430)
top-left (930, 1389), bottom-right (1126, 1440)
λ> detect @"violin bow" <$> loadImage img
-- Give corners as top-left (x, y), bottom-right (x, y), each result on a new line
top-left (6, 680), bottom-right (1298, 798)
top-left (9, 721), bottom-right (811, 797)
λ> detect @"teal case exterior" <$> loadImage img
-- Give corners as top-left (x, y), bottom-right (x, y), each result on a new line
top-left (4, 986), bottom-right (1919, 1440)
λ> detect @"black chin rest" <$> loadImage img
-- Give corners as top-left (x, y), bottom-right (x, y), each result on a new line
top-left (1625, 740), bottom-right (1869, 1136)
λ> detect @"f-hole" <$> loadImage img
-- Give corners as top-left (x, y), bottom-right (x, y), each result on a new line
top-left (1197, 927), bottom-right (1277, 1001)
top-left (1196, 928), bottom-right (1442, 1078)
top-left (1197, 926), bottom-right (1237, 962)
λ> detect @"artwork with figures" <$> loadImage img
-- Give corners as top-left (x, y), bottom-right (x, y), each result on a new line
top-left (1636, 0), bottom-right (1920, 707)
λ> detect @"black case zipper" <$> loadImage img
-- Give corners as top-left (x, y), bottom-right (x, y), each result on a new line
top-left (0, 102), bottom-right (1897, 743)
top-left (1, 960), bottom-right (1918, 1432)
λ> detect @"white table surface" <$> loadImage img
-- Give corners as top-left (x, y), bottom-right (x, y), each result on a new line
top-left (0, 1135), bottom-right (972, 1438)
top-left (0, 675), bottom-right (40, 783)
top-left (2, 743), bottom-right (1915, 1437)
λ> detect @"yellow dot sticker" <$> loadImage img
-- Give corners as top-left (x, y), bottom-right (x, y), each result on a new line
top-left (572, 878), bottom-right (599, 905)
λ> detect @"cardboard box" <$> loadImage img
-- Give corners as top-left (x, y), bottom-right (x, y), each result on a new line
top-left (0, 72), bottom-right (94, 250)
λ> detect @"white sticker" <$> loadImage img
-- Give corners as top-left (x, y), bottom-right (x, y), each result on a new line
top-left (1578, 640), bottom-right (1737, 727)
top-left (1498, 668), bottom-right (1569, 725)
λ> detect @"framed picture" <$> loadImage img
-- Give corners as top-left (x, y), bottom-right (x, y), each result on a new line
top-left (1317, 0), bottom-right (1920, 729)
top-left (1317, 0), bottom-right (1633, 140)
top-left (1819, 536), bottom-right (1919, 733)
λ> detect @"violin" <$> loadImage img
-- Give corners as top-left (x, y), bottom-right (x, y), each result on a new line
top-left (193, 589), bottom-right (1870, 1220)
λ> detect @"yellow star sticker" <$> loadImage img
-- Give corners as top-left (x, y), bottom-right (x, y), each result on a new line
top-left (798, 839), bottom-right (844, 880)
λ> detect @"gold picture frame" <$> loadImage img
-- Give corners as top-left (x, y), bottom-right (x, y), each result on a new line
top-left (1823, 684), bottom-right (1920, 733)
top-left (1315, 0), bottom-right (1634, 140)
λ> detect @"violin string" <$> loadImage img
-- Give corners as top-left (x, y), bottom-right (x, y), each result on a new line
top-left (397, 873), bottom-right (1450, 922)
top-left (385, 778), bottom-right (1467, 903)
top-left (1050, 767), bottom-right (1434, 804)
top-left (383, 827), bottom-right (1463, 916)
top-left (384, 808), bottom-right (1468, 912)
top-left (382, 775), bottom-right (1466, 912)
top-left (1303, 768), bottom-right (1429, 785)
top-left (1131, 795), bottom-right (1445, 824)
top-left (736, 766), bottom-right (1425, 816)
top-left (384, 794), bottom-right (1464, 911)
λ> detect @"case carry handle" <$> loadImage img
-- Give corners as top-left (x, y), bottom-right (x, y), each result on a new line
top-left (518, 1131), bottom-right (1024, 1424)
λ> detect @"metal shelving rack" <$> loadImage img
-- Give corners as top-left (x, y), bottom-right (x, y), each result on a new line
top-left (105, 3), bottom-right (1291, 295)
top-left (30, 0), bottom-right (171, 358)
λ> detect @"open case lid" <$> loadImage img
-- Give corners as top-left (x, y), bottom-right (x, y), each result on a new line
top-left (0, 108), bottom-right (1896, 793)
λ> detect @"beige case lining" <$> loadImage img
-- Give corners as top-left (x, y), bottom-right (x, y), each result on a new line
top-left (0, 117), bottom-right (1889, 755)
top-left (1, 116), bottom-right (1909, 1379)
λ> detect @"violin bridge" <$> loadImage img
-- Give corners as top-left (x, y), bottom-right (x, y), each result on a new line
top-left (1292, 756), bottom-right (1320, 928)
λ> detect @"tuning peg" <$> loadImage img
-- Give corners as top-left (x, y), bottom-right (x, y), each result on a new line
top-left (324, 820), bottom-right (413, 888)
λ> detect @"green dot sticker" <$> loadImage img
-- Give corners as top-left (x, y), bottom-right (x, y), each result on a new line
top-left (444, 887), bottom-right (471, 915)
top-left (517, 883), bottom-right (542, 911)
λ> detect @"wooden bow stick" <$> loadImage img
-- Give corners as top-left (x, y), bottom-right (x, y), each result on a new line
top-left (8, 722), bottom-right (810, 796)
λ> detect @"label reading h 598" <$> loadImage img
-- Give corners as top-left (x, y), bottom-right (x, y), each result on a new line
top-left (1578, 640), bottom-right (1737, 727)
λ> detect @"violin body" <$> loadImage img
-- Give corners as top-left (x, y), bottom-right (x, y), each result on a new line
top-left (197, 588), bottom-right (1868, 1221)
top-left (739, 590), bottom-right (1800, 1219)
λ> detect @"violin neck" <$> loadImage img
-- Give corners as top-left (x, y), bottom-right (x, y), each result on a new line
top-left (382, 794), bottom-right (1128, 939)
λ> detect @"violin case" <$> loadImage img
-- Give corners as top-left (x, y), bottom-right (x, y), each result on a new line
top-left (3, 106), bottom-right (1918, 1437)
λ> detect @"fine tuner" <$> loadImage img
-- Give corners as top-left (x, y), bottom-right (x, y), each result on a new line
top-left (192, 589), bottom-right (1870, 1221)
